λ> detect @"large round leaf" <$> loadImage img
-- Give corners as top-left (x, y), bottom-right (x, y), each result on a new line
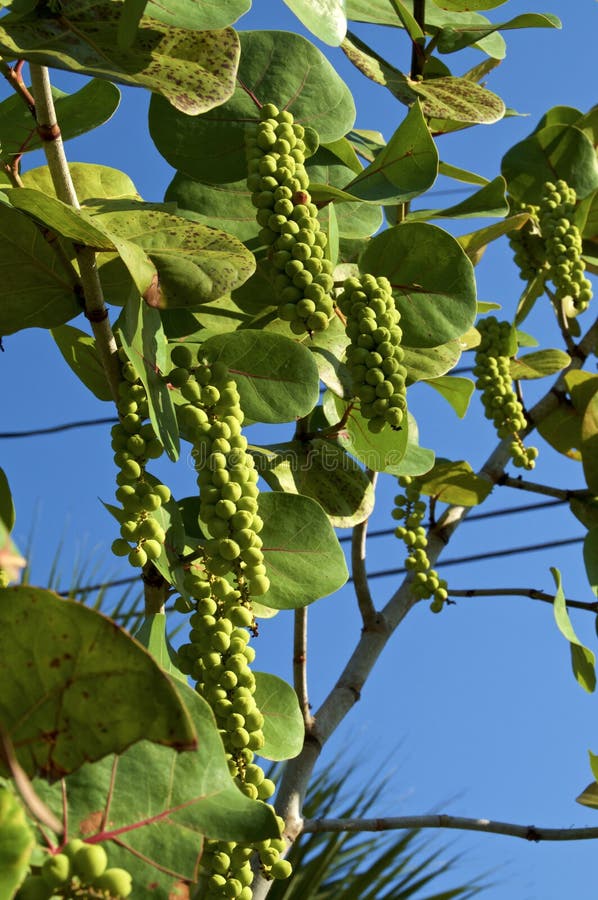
top-left (201, 330), bottom-right (320, 423)
top-left (322, 391), bottom-right (409, 473)
top-left (0, 204), bottom-right (80, 336)
top-left (166, 172), bottom-right (258, 242)
top-left (0, 587), bottom-right (197, 779)
top-left (23, 162), bottom-right (139, 203)
top-left (89, 201), bottom-right (256, 308)
top-left (283, 0), bottom-right (347, 46)
top-left (0, 788), bottom-right (34, 899)
top-left (257, 492), bottom-right (348, 609)
top-left (33, 684), bottom-right (278, 896)
top-left (402, 339), bottom-right (463, 381)
top-left (0, 1), bottom-right (240, 115)
top-left (502, 124), bottom-right (598, 205)
top-left (145, 0), bottom-right (250, 29)
top-left (149, 29), bottom-right (356, 183)
top-left (254, 672), bottom-right (304, 760)
top-left (360, 222), bottom-right (477, 347)
top-left (253, 439), bottom-right (375, 527)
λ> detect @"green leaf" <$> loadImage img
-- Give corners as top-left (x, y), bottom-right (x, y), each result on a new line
top-left (394, 412), bottom-right (435, 477)
top-left (576, 778), bottom-right (598, 810)
top-left (406, 175), bottom-right (508, 222)
top-left (117, 0), bottom-right (148, 48)
top-left (134, 614), bottom-right (187, 683)
top-left (166, 173), bottom-right (258, 243)
top-left (502, 124), bottom-right (598, 205)
top-left (6, 187), bottom-right (116, 249)
top-left (0, 79), bottom-right (120, 162)
top-left (551, 567), bottom-right (596, 693)
top-left (0, 203), bottom-right (80, 336)
top-left (458, 213), bottom-right (529, 266)
top-left (570, 496), bottom-right (598, 531)
top-left (23, 162), bottom-right (140, 203)
top-left (0, 468), bottom-right (15, 534)
top-left (91, 201), bottom-right (256, 309)
top-left (409, 75), bottom-right (505, 124)
top-left (584, 529), bottom-right (598, 598)
top-left (341, 33), bottom-right (505, 123)
top-left (433, 0), bottom-right (508, 9)
top-left (424, 376), bottom-right (474, 418)
top-left (390, 0), bottom-right (424, 39)
top-left (0, 2), bottom-right (240, 115)
top-left (51, 324), bottom-right (112, 401)
top-left (321, 136), bottom-right (363, 174)
top-left (117, 292), bottom-right (180, 462)
top-left (510, 349), bottom-right (571, 381)
top-left (344, 101), bottom-right (438, 204)
top-left (254, 672), bottom-right (304, 760)
top-left (257, 492), bottom-right (348, 609)
top-left (402, 339), bottom-right (463, 382)
top-left (149, 29), bottom-right (356, 183)
top-left (360, 222), bottom-right (477, 348)
top-left (0, 586), bottom-right (197, 779)
top-left (0, 787), bottom-right (34, 899)
top-left (438, 160), bottom-right (489, 187)
top-left (200, 330), bottom-right (320, 424)
top-left (145, 0), bottom-right (250, 29)
top-left (0, 522), bottom-right (26, 584)
top-left (417, 459), bottom-right (493, 506)
top-left (581, 389), bottom-right (598, 494)
top-left (347, 0), bottom-right (507, 57)
top-left (322, 391), bottom-right (409, 474)
top-left (33, 683), bottom-right (278, 894)
top-left (283, 0), bottom-right (347, 45)
top-left (435, 13), bottom-right (561, 54)
top-left (306, 148), bottom-right (384, 238)
top-left (253, 439), bottom-right (375, 528)
top-left (534, 105), bottom-right (584, 132)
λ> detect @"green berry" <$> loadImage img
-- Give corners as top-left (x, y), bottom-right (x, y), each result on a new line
top-left (73, 843), bottom-right (108, 881)
top-left (41, 853), bottom-right (71, 887)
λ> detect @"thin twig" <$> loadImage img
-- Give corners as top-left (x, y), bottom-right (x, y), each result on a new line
top-left (293, 608), bottom-right (313, 732)
top-left (448, 587), bottom-right (598, 613)
top-left (28, 64), bottom-right (121, 403)
top-left (351, 470), bottom-right (378, 628)
top-left (0, 58), bottom-right (35, 112)
top-left (301, 815), bottom-right (598, 842)
top-left (498, 474), bottom-right (588, 501)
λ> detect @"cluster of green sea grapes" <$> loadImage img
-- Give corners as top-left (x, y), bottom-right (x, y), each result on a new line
top-left (197, 820), bottom-right (292, 900)
top-left (170, 344), bottom-right (291, 896)
top-left (538, 180), bottom-right (593, 315)
top-left (337, 274), bottom-right (407, 433)
top-left (508, 201), bottom-right (547, 282)
top-left (109, 351), bottom-right (170, 568)
top-left (392, 476), bottom-right (448, 613)
top-left (473, 317), bottom-right (538, 470)
top-left (170, 345), bottom-right (269, 598)
top-left (18, 840), bottom-right (132, 899)
top-left (246, 102), bottom-right (334, 335)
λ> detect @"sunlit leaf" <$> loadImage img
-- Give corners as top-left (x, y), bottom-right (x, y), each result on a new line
top-left (551, 567), bottom-right (596, 693)
top-left (0, 587), bottom-right (197, 779)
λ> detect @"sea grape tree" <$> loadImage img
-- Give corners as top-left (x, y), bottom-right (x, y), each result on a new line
top-left (0, 1), bottom-right (597, 899)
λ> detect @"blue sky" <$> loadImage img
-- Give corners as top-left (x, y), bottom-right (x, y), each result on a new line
top-left (2, 1), bottom-right (598, 898)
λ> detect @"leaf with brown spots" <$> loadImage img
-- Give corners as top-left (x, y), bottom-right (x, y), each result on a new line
top-left (0, 587), bottom-right (196, 780)
top-left (0, 1), bottom-right (240, 114)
